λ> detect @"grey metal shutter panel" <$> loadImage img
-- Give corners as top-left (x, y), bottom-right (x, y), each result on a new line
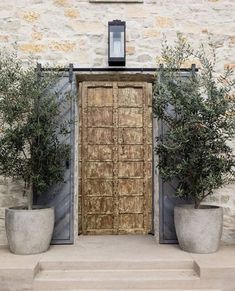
top-left (34, 71), bottom-right (76, 244)
top-left (158, 120), bottom-right (191, 244)
top-left (156, 72), bottom-right (193, 244)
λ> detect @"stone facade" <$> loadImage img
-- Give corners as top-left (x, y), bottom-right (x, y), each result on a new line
top-left (0, 0), bottom-right (235, 245)
top-left (0, 178), bottom-right (27, 245)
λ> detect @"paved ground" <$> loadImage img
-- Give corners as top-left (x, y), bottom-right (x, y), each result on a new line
top-left (0, 235), bottom-right (235, 290)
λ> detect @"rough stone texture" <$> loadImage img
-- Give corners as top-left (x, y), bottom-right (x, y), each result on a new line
top-left (0, 0), bottom-right (233, 69)
top-left (5, 207), bottom-right (54, 255)
top-left (174, 205), bottom-right (223, 253)
top-left (2, 237), bottom-right (235, 290)
top-left (204, 137), bottom-right (235, 244)
top-left (0, 0), bottom-right (234, 245)
top-left (0, 178), bottom-right (27, 245)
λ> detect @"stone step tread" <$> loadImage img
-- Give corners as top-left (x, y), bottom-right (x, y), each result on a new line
top-left (40, 260), bottom-right (195, 271)
top-left (35, 269), bottom-right (199, 281)
top-left (33, 289), bottom-right (222, 291)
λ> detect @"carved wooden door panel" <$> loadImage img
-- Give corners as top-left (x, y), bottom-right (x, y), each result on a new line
top-left (80, 82), bottom-right (152, 234)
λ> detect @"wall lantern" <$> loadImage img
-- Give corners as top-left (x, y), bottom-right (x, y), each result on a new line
top-left (108, 20), bottom-right (126, 66)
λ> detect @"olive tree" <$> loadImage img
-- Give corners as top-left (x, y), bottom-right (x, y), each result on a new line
top-left (0, 51), bottom-right (70, 209)
top-left (153, 35), bottom-right (235, 208)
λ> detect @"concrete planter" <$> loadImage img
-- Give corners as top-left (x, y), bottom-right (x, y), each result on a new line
top-left (5, 207), bottom-right (54, 255)
top-left (174, 204), bottom-right (223, 254)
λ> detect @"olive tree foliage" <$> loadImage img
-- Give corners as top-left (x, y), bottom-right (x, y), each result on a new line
top-left (0, 51), bottom-right (70, 209)
top-left (153, 34), bottom-right (235, 209)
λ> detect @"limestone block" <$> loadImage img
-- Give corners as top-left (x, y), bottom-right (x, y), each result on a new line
top-left (19, 43), bottom-right (46, 53)
top-left (31, 31), bottom-right (43, 41)
top-left (64, 8), bottom-right (80, 18)
top-left (53, 0), bottom-right (72, 7)
top-left (49, 41), bottom-right (76, 52)
top-left (90, 0), bottom-right (143, 2)
top-left (155, 16), bottom-right (174, 28)
top-left (182, 21), bottom-right (202, 34)
top-left (0, 178), bottom-right (26, 245)
top-left (137, 54), bottom-right (153, 62)
top-left (126, 46), bottom-right (135, 55)
top-left (22, 11), bottom-right (40, 23)
top-left (125, 6), bottom-right (147, 18)
top-left (1, 19), bottom-right (21, 32)
top-left (0, 35), bottom-right (9, 42)
top-left (126, 31), bottom-right (141, 41)
top-left (143, 29), bottom-right (160, 38)
top-left (0, 10), bottom-right (13, 19)
top-left (95, 47), bottom-right (106, 55)
top-left (69, 21), bottom-right (105, 35)
top-left (93, 57), bottom-right (104, 66)
top-left (0, 219), bottom-right (7, 245)
top-left (229, 37), bottom-right (235, 44)
top-left (209, 24), bottom-right (234, 36)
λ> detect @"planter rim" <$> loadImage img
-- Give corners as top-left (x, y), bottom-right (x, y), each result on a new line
top-left (175, 204), bottom-right (222, 210)
top-left (6, 206), bottom-right (54, 212)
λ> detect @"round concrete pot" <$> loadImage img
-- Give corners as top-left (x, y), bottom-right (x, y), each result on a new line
top-left (174, 204), bottom-right (223, 254)
top-left (5, 207), bottom-right (54, 255)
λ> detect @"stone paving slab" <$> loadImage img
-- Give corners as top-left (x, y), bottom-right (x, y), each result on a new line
top-left (0, 236), bottom-right (235, 290)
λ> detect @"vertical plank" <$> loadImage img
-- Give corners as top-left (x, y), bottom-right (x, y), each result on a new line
top-left (113, 82), bottom-right (119, 234)
top-left (81, 82), bottom-right (115, 234)
top-left (146, 82), bottom-right (153, 234)
top-left (81, 83), bottom-right (88, 234)
top-left (143, 83), bottom-right (149, 234)
top-left (78, 83), bottom-right (82, 235)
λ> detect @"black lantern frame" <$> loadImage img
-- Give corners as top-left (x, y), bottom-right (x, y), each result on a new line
top-left (108, 20), bottom-right (126, 67)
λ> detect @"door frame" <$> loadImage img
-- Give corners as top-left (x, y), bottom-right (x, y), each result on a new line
top-left (74, 73), bottom-right (159, 241)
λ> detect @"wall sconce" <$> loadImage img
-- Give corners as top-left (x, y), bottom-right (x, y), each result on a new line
top-left (108, 20), bottom-right (126, 66)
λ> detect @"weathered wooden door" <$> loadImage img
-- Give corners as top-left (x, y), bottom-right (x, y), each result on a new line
top-left (79, 82), bottom-right (152, 234)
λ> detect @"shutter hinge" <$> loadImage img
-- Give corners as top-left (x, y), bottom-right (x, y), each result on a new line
top-left (69, 63), bottom-right (73, 83)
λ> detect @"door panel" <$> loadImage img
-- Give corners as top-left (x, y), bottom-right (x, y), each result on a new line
top-left (87, 145), bottom-right (113, 160)
top-left (34, 74), bottom-right (75, 244)
top-left (118, 108), bottom-right (143, 127)
top-left (79, 82), bottom-right (152, 235)
top-left (118, 162), bottom-right (144, 178)
top-left (118, 145), bottom-right (143, 161)
top-left (88, 107), bottom-right (113, 127)
top-left (118, 179), bottom-right (144, 195)
top-left (87, 128), bottom-right (114, 144)
top-left (118, 87), bottom-right (143, 107)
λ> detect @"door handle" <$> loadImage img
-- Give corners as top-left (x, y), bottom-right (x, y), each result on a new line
top-left (66, 159), bottom-right (70, 169)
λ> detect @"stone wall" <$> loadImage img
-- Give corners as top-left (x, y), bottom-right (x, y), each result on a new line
top-left (0, 178), bottom-right (26, 245)
top-left (0, 0), bottom-right (235, 245)
top-left (1, 0), bottom-right (234, 69)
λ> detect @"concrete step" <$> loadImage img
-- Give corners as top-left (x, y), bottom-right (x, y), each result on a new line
top-left (39, 259), bottom-right (195, 271)
top-left (33, 268), bottom-right (200, 290)
top-left (34, 289), bottom-right (221, 291)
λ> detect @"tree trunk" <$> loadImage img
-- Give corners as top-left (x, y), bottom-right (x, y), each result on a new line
top-left (27, 178), bottom-right (33, 210)
top-left (194, 199), bottom-right (201, 209)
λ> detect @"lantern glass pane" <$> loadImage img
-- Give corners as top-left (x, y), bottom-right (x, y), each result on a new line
top-left (110, 25), bottom-right (124, 58)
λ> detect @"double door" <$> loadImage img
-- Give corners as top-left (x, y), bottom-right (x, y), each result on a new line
top-left (79, 81), bottom-right (152, 234)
